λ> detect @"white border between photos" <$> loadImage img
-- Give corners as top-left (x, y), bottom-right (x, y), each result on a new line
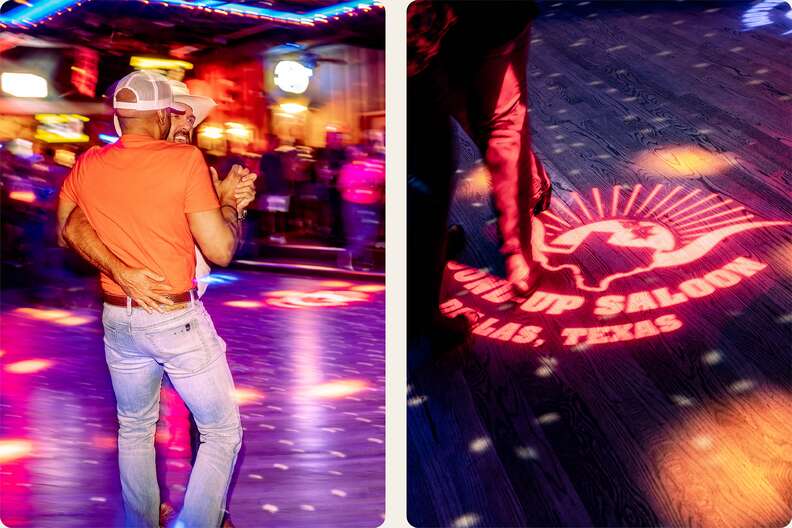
top-left (383, 0), bottom-right (408, 526)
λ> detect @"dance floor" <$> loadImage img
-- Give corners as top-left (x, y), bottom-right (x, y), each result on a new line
top-left (0, 270), bottom-right (385, 528)
top-left (409, 1), bottom-right (792, 527)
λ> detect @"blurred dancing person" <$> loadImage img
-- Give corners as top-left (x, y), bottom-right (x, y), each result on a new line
top-left (337, 146), bottom-right (385, 270)
top-left (56, 71), bottom-right (254, 528)
top-left (407, 1), bottom-right (551, 365)
top-left (256, 133), bottom-right (287, 244)
top-left (317, 129), bottom-right (348, 246)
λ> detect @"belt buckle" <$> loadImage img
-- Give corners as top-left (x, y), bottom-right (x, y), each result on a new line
top-left (161, 301), bottom-right (189, 312)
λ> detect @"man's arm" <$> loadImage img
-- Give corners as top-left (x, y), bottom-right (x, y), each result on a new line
top-left (63, 206), bottom-right (125, 278)
top-left (57, 196), bottom-right (78, 248)
top-left (62, 207), bottom-right (174, 311)
top-left (187, 208), bottom-right (240, 267)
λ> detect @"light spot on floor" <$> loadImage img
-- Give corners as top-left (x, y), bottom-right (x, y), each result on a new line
top-left (701, 350), bottom-right (722, 366)
top-left (453, 513), bottom-right (481, 528)
top-left (407, 395), bottom-right (428, 407)
top-left (515, 446), bottom-right (540, 460)
top-left (469, 436), bottom-right (492, 453)
top-left (730, 379), bottom-right (756, 394)
top-left (536, 413), bottom-right (561, 425)
top-left (692, 435), bottom-right (713, 450)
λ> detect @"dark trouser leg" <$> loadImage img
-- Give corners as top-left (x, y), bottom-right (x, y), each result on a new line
top-left (407, 64), bottom-right (455, 340)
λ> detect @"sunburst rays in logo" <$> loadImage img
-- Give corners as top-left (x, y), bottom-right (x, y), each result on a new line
top-left (534, 184), bottom-right (789, 292)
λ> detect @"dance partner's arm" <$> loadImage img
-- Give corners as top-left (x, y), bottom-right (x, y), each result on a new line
top-left (60, 204), bottom-right (176, 312)
top-left (57, 163), bottom-right (171, 311)
top-left (56, 194), bottom-right (77, 248)
top-left (189, 164), bottom-right (257, 267)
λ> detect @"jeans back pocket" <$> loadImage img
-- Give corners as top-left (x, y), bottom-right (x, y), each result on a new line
top-left (143, 318), bottom-right (214, 378)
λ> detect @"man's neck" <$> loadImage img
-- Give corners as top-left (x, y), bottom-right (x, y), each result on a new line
top-left (119, 120), bottom-right (161, 139)
top-left (122, 128), bottom-right (158, 139)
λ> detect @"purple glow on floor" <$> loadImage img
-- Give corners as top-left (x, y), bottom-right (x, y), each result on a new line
top-left (0, 270), bottom-right (385, 527)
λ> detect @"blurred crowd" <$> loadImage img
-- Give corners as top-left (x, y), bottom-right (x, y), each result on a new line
top-left (240, 128), bottom-right (386, 269)
top-left (0, 127), bottom-right (385, 298)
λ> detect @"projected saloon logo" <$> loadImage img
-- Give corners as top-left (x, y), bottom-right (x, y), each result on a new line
top-left (442, 184), bottom-right (789, 348)
top-left (265, 283), bottom-right (384, 309)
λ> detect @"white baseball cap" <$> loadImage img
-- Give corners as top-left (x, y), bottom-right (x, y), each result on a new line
top-left (112, 71), bottom-right (178, 135)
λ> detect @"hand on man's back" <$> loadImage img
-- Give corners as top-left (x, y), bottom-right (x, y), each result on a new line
top-left (113, 267), bottom-right (175, 313)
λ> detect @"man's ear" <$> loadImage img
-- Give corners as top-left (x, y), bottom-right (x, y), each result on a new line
top-left (157, 109), bottom-right (171, 138)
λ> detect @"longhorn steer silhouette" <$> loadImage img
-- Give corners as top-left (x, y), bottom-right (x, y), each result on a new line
top-left (532, 217), bottom-right (789, 292)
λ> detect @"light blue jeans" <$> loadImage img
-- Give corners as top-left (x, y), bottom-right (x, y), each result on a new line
top-left (102, 297), bottom-right (242, 528)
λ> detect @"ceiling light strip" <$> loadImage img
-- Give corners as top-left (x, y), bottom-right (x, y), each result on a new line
top-left (0, 0), bottom-right (383, 27)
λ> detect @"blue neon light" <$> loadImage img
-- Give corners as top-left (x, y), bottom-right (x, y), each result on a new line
top-left (310, 1), bottom-right (369, 18)
top-left (98, 133), bottom-right (119, 143)
top-left (0, 0), bottom-right (77, 24)
top-left (0, 0), bottom-right (381, 26)
top-left (197, 273), bottom-right (238, 285)
top-left (742, 0), bottom-right (792, 35)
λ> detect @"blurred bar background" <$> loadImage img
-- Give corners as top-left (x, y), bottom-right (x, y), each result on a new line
top-left (0, 0), bottom-right (386, 294)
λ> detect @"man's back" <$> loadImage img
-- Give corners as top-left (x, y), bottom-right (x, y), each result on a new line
top-left (61, 134), bottom-right (218, 296)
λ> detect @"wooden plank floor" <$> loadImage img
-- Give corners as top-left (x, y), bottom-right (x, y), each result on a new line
top-left (0, 271), bottom-right (385, 527)
top-left (408, 2), bottom-right (792, 527)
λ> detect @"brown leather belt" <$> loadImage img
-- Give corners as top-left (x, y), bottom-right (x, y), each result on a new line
top-left (102, 289), bottom-right (197, 310)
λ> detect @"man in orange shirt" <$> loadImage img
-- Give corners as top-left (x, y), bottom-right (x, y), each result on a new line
top-left (57, 71), bottom-right (252, 528)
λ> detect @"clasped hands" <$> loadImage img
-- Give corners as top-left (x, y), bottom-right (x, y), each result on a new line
top-left (212, 164), bottom-right (258, 215)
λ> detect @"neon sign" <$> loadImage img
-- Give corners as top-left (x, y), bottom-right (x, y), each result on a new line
top-left (34, 114), bottom-right (89, 143)
top-left (442, 184), bottom-right (789, 348)
top-left (71, 47), bottom-right (98, 97)
top-left (742, 0), bottom-right (792, 35)
top-left (130, 56), bottom-right (193, 71)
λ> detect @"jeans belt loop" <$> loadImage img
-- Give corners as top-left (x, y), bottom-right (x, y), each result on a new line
top-left (126, 296), bottom-right (132, 317)
top-left (189, 289), bottom-right (195, 307)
